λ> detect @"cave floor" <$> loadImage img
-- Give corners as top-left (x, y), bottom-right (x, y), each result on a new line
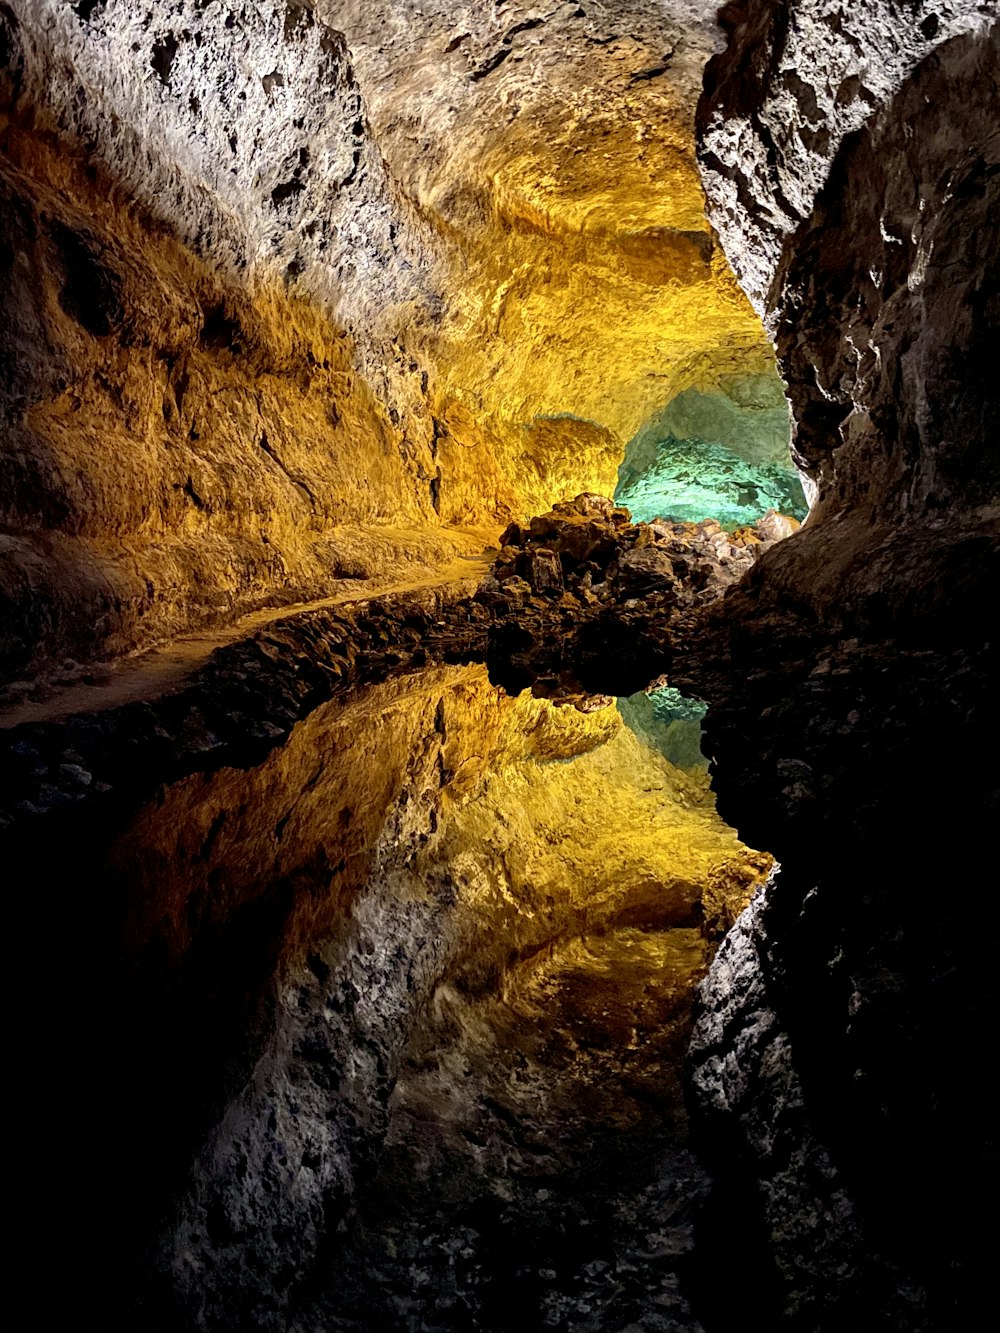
top-left (296, 927), bottom-right (711, 1333)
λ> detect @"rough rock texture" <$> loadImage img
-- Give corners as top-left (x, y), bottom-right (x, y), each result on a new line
top-left (624, 374), bottom-right (793, 470)
top-left (617, 684), bottom-right (710, 773)
top-left (0, 0), bottom-right (476, 679)
top-left (681, 619), bottom-right (996, 1328)
top-left (615, 434), bottom-right (807, 527)
top-left (322, 0), bottom-right (777, 486)
top-left (0, 0), bottom-right (778, 681)
top-left (699, 0), bottom-right (999, 611)
top-left (8, 3), bottom-right (1000, 1329)
top-left (684, 4), bottom-right (1000, 1326)
top-left (477, 492), bottom-right (798, 698)
top-left (699, 0), bottom-right (998, 318)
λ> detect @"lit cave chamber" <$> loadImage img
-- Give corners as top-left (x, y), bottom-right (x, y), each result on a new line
top-left (1, 3), bottom-right (996, 1332)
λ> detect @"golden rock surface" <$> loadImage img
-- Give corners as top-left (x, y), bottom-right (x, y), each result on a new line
top-left (1, 2), bottom-right (775, 674)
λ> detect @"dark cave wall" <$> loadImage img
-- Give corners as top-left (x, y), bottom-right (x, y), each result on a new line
top-left (767, 29), bottom-right (1000, 529)
top-left (688, 4), bottom-right (999, 1327)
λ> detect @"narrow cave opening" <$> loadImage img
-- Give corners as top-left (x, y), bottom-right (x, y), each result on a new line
top-left (614, 371), bottom-right (809, 529)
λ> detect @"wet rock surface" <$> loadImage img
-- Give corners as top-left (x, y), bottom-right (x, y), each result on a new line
top-left (675, 597), bottom-right (998, 1326)
top-left (682, 8), bottom-right (1000, 1325)
top-left (0, 579), bottom-right (488, 831)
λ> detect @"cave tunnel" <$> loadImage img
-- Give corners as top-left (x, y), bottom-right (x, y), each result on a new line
top-left (1, 3), bottom-right (998, 1331)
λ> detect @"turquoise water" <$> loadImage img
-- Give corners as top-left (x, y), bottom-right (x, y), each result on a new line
top-left (615, 435), bottom-right (808, 529)
top-left (617, 685), bottom-right (709, 772)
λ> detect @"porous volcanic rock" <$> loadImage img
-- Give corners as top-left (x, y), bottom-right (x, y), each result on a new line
top-left (699, 0), bottom-right (999, 616)
top-left (0, 0), bottom-right (781, 681)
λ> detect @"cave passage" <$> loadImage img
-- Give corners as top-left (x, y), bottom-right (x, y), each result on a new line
top-left (6, 3), bottom-right (994, 1329)
top-left (64, 660), bottom-right (768, 1330)
top-left (614, 374), bottom-right (809, 529)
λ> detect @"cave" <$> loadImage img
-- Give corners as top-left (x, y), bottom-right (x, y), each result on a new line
top-left (1, 3), bottom-right (997, 1331)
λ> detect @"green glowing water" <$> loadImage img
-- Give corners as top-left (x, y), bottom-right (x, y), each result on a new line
top-left (615, 435), bottom-right (808, 529)
top-left (618, 686), bottom-right (708, 772)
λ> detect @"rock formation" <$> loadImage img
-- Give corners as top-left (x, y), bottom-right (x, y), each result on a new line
top-left (698, 0), bottom-right (999, 624)
top-left (0, 0), bottom-right (778, 682)
top-left (683, 2), bottom-right (1000, 1326)
top-left (1, 1), bottom-right (997, 1330)
top-left (477, 491), bottom-right (798, 698)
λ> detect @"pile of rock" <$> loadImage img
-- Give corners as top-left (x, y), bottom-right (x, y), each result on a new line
top-left (478, 493), bottom-right (798, 614)
top-left (475, 494), bottom-right (800, 701)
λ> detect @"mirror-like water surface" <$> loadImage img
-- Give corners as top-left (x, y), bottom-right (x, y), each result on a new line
top-left (92, 663), bottom-right (766, 1328)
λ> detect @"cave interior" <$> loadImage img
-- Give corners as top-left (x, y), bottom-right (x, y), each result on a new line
top-left (1, 2), bottom-right (997, 1331)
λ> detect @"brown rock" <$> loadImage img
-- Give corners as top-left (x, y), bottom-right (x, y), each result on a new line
top-left (523, 548), bottom-right (564, 595)
top-left (617, 547), bottom-right (680, 599)
top-left (754, 510), bottom-right (801, 543)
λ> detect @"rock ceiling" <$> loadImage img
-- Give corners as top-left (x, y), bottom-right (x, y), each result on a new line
top-left (0, 1), bottom-right (777, 676)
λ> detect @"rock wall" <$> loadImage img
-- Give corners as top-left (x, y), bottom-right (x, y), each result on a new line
top-left (0, 0), bottom-right (779, 681)
top-left (0, 0), bottom-right (468, 681)
top-left (322, 0), bottom-right (776, 493)
top-left (686, 4), bottom-right (1000, 1326)
top-left (698, 0), bottom-right (999, 619)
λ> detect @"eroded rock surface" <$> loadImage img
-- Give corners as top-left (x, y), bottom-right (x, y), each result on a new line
top-left (4, 3), bottom-right (998, 1330)
top-left (0, 0), bottom-right (779, 680)
top-left (699, 1), bottom-right (999, 610)
top-left (684, 5), bottom-right (1000, 1324)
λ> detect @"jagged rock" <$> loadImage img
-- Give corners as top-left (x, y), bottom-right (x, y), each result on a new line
top-left (700, 849), bottom-right (774, 942)
top-left (699, 0), bottom-right (998, 622)
top-left (475, 493), bottom-right (803, 703)
top-left (678, 8), bottom-right (1000, 1326)
top-left (617, 546), bottom-right (681, 600)
top-left (521, 547), bottom-right (564, 595)
top-left (752, 510), bottom-right (800, 544)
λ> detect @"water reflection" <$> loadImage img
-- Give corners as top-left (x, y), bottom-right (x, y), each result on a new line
top-left (618, 685), bottom-right (709, 773)
top-left (79, 663), bottom-right (763, 1326)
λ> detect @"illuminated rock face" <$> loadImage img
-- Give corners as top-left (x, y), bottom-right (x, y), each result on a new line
top-left (0, 0), bottom-right (777, 679)
top-left (0, 0), bottom-right (462, 679)
top-left (320, 1), bottom-right (777, 508)
top-left (616, 436), bottom-right (807, 527)
top-left (4, 1), bottom-right (996, 1327)
top-left (698, 0), bottom-right (999, 620)
top-left (616, 371), bottom-right (808, 528)
top-left (617, 685), bottom-right (708, 772)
